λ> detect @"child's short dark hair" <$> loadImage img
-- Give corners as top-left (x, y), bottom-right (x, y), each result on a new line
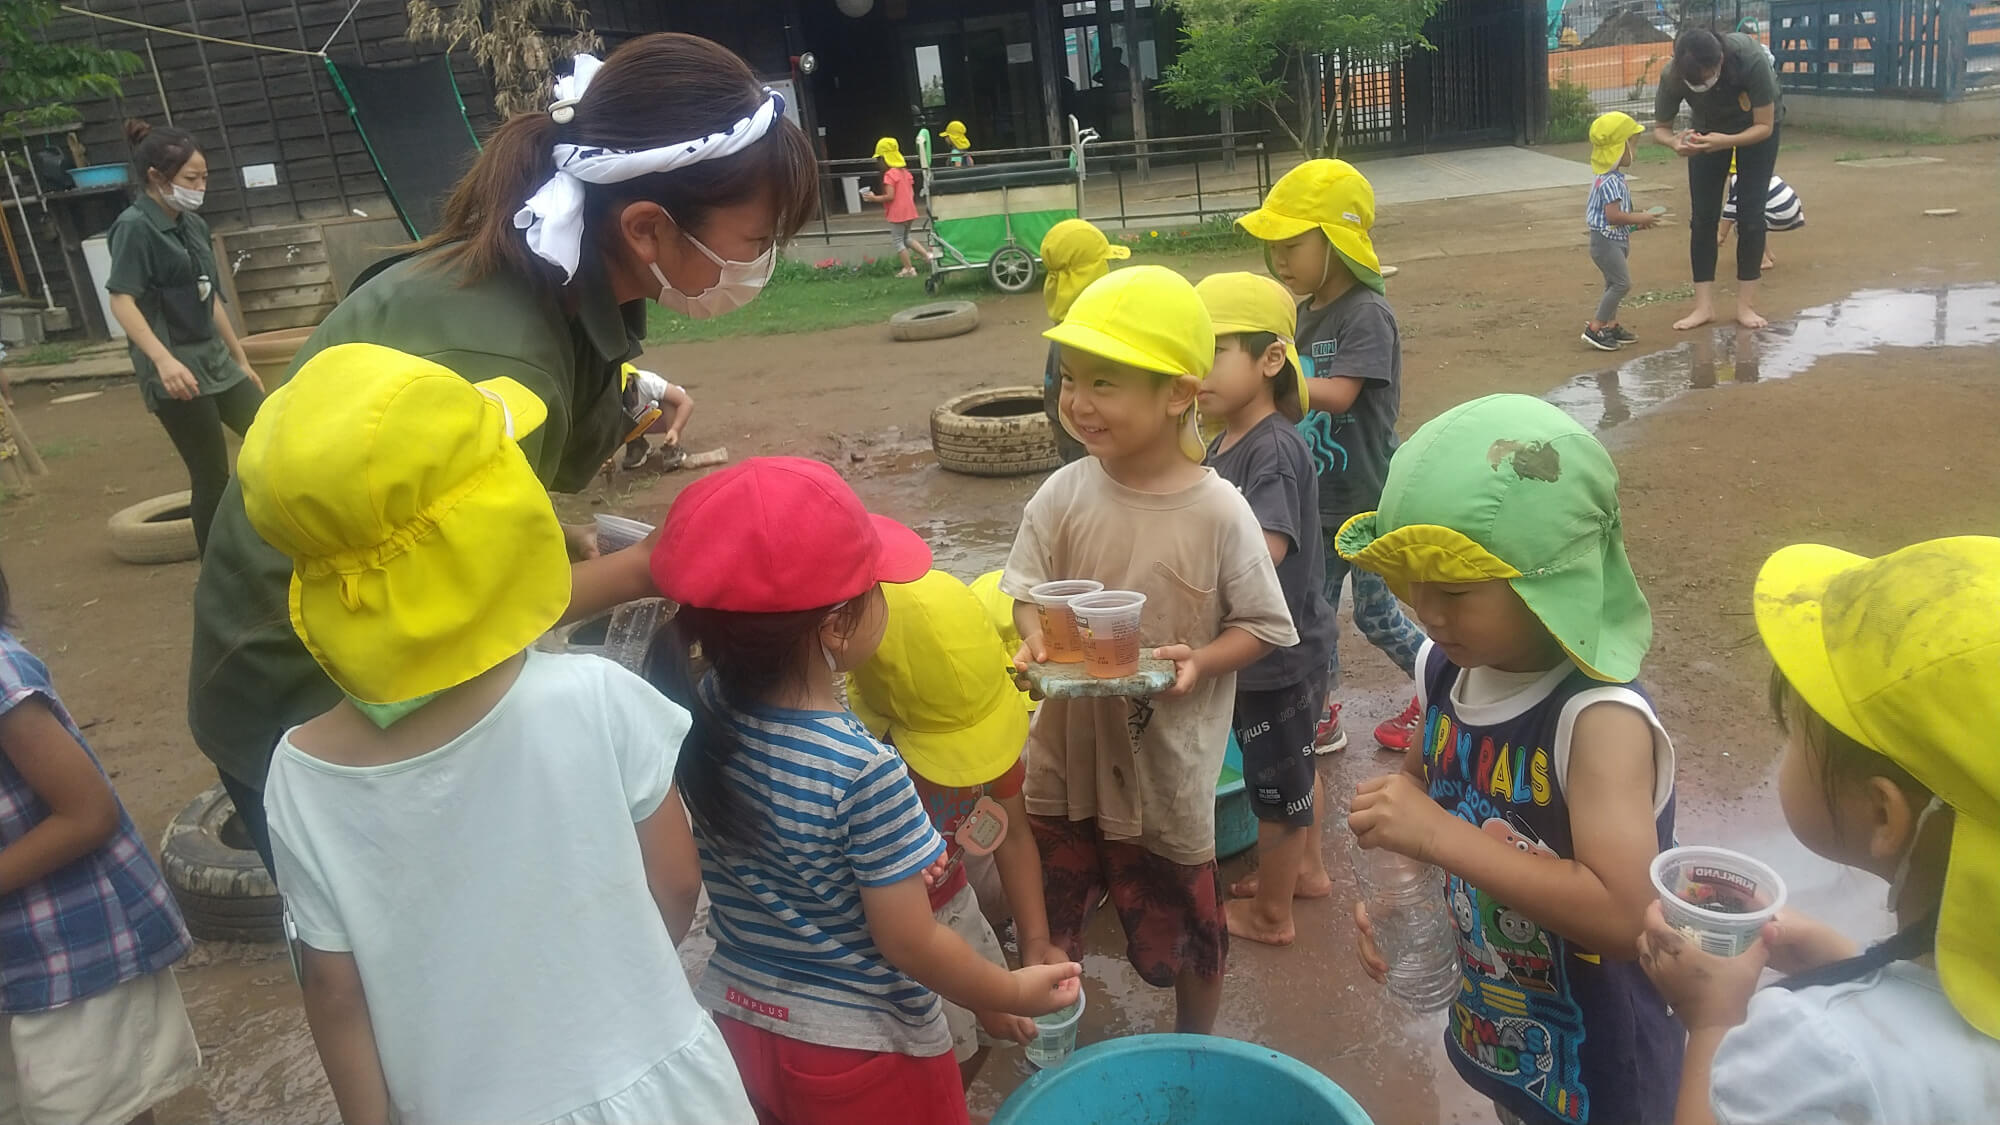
top-left (1220, 331), bottom-right (1300, 397)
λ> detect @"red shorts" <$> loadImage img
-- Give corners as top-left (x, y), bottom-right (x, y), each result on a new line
top-left (1031, 814), bottom-right (1228, 988)
top-left (715, 1015), bottom-right (968, 1125)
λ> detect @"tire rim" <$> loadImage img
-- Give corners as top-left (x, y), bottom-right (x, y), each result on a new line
top-left (993, 250), bottom-right (1033, 290)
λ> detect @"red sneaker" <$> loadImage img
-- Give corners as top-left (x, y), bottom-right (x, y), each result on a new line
top-left (1374, 695), bottom-right (1423, 752)
top-left (1314, 699), bottom-right (1350, 754)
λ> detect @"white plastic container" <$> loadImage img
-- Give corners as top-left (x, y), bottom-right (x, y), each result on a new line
top-left (1023, 987), bottom-right (1087, 1069)
top-left (1067, 589), bottom-right (1147, 680)
top-left (1650, 845), bottom-right (1787, 956)
top-left (594, 513), bottom-right (654, 554)
top-left (1028, 580), bottom-right (1103, 665)
top-left (1355, 847), bottom-right (1459, 1012)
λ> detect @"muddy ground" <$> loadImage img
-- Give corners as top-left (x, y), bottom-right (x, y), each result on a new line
top-left (1, 135), bottom-right (1994, 1122)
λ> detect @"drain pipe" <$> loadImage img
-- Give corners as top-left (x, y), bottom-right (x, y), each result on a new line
top-left (1, 154), bottom-right (56, 310)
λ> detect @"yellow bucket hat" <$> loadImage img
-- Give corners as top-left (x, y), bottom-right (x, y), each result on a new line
top-left (1236, 159), bottom-right (1384, 295)
top-left (1589, 111), bottom-right (1645, 174)
top-left (1755, 535), bottom-right (2000, 1039)
top-left (1041, 218), bottom-right (1131, 323)
top-left (1194, 271), bottom-right (1311, 424)
top-left (873, 136), bottom-right (907, 168)
top-left (848, 570), bottom-right (1031, 787)
top-left (971, 570), bottom-right (1037, 712)
top-left (943, 120), bottom-right (970, 150)
top-left (1043, 265), bottom-right (1214, 463)
top-left (238, 343), bottom-right (569, 705)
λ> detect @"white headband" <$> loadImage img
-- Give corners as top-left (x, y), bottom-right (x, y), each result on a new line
top-left (513, 54), bottom-right (787, 282)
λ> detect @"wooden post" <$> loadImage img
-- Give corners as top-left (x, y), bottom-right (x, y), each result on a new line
top-left (1124, 0), bottom-right (1148, 179)
top-left (1034, 0), bottom-right (1064, 153)
top-left (1220, 103), bottom-right (1236, 173)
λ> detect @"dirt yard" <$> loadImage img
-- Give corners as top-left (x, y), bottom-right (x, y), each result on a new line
top-left (1, 133), bottom-right (1994, 1122)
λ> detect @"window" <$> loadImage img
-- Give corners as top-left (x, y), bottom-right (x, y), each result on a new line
top-left (914, 43), bottom-right (947, 107)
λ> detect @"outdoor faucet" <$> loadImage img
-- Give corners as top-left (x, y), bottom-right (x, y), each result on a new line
top-left (285, 244), bottom-right (302, 263)
top-left (231, 250), bottom-right (252, 275)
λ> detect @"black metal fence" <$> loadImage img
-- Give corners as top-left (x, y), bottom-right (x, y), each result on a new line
top-left (1771, 0), bottom-right (2000, 99)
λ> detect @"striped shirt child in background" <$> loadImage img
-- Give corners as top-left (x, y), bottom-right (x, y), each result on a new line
top-left (1721, 150), bottom-right (1805, 271)
top-left (644, 458), bottom-right (1081, 1125)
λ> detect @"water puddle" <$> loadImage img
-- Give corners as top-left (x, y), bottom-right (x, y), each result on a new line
top-left (1547, 283), bottom-right (2000, 432)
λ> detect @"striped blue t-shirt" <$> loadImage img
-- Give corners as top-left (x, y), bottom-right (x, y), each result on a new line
top-left (693, 681), bottom-right (952, 1056)
top-left (1586, 170), bottom-right (1631, 241)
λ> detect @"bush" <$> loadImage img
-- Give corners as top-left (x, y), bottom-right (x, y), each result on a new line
top-left (1548, 70), bottom-right (1598, 144)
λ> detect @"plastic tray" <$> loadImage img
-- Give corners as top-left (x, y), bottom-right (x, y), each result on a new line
top-left (1024, 657), bottom-right (1176, 699)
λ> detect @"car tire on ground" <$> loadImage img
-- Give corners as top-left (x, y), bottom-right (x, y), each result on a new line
top-left (931, 386), bottom-right (1063, 478)
top-left (890, 300), bottom-right (980, 342)
top-left (106, 491), bottom-right (198, 565)
top-left (160, 784), bottom-right (283, 944)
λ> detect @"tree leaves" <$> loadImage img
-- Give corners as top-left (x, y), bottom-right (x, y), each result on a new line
top-left (0, 0), bottom-right (141, 136)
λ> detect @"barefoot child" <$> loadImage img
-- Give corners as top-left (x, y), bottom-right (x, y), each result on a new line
top-left (1342, 394), bottom-right (1681, 1124)
top-left (644, 457), bottom-right (1080, 1125)
top-left (244, 345), bottom-right (752, 1124)
top-left (847, 569), bottom-right (1049, 1087)
top-left (1192, 272), bottom-right (1338, 947)
top-left (1583, 112), bottom-right (1662, 352)
top-left (1639, 535), bottom-right (2000, 1124)
top-left (1003, 265), bottom-right (1298, 1033)
top-left (1, 562), bottom-right (200, 1125)
top-left (863, 138), bottom-right (934, 278)
top-left (1238, 159), bottom-right (1427, 756)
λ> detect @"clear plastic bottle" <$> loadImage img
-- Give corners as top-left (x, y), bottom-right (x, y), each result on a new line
top-left (1355, 847), bottom-right (1461, 1013)
top-left (603, 598), bottom-right (668, 675)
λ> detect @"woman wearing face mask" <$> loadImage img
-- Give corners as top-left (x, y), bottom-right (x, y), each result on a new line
top-left (187, 32), bottom-right (816, 872)
top-left (106, 118), bottom-right (265, 552)
top-left (1651, 27), bottom-right (1785, 333)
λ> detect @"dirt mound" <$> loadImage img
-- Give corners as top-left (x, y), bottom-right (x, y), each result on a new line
top-left (1582, 10), bottom-right (1673, 48)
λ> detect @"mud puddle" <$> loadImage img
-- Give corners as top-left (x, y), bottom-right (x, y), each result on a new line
top-left (1549, 284), bottom-right (2000, 432)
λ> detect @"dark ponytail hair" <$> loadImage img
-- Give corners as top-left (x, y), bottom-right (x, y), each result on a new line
top-left (642, 595), bottom-right (875, 851)
top-left (418, 32), bottom-right (819, 289)
top-left (1673, 27), bottom-right (1730, 85)
top-left (125, 118), bottom-right (200, 189)
top-left (1768, 668), bottom-right (1945, 987)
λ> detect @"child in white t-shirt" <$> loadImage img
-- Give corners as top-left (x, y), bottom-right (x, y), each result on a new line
top-left (241, 343), bottom-right (752, 1125)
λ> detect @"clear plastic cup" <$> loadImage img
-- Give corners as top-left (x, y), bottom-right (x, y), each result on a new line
top-left (1022, 988), bottom-right (1086, 1069)
top-left (1029, 580), bottom-right (1103, 665)
top-left (1069, 590), bottom-right (1147, 679)
top-left (1650, 845), bottom-right (1787, 956)
top-left (595, 514), bottom-right (655, 554)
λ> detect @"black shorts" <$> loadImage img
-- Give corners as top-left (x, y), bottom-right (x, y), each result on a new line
top-left (1234, 681), bottom-right (1319, 827)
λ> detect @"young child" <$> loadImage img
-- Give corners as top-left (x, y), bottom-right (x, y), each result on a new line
top-left (617, 362), bottom-right (695, 470)
top-left (846, 568), bottom-right (1048, 1087)
top-left (1238, 158), bottom-right (1426, 756)
top-left (1003, 265), bottom-right (1299, 1034)
top-left (1639, 535), bottom-right (2000, 1124)
top-left (1584, 112), bottom-right (1663, 352)
top-left (1, 561), bottom-right (200, 1125)
top-left (242, 344), bottom-right (753, 1125)
top-left (1038, 219), bottom-right (1129, 466)
top-left (1341, 393), bottom-right (1681, 1124)
top-left (1718, 151), bottom-right (1803, 272)
top-left (862, 137), bottom-right (933, 278)
top-left (1192, 271), bottom-right (1338, 948)
top-left (644, 456), bottom-right (1080, 1125)
top-left (942, 120), bottom-right (974, 167)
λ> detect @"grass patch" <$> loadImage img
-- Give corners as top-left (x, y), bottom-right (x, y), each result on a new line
top-left (15, 343), bottom-right (79, 367)
top-left (1628, 283), bottom-right (1696, 308)
top-left (646, 255), bottom-right (984, 344)
top-left (1836, 149), bottom-right (1866, 162)
top-left (1120, 214), bottom-right (1257, 257)
top-left (35, 435), bottom-right (95, 460)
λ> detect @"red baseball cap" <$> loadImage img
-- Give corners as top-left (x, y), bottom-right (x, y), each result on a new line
top-left (653, 457), bottom-right (932, 612)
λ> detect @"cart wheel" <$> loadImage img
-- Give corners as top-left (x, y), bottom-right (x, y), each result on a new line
top-left (988, 245), bottom-right (1037, 293)
top-left (924, 273), bottom-right (940, 296)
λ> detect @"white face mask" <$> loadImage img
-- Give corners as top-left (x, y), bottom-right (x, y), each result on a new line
top-left (1685, 73), bottom-right (1719, 93)
top-left (649, 225), bottom-right (775, 319)
top-left (168, 183), bottom-right (205, 212)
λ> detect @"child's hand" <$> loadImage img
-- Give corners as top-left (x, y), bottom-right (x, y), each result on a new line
top-left (1354, 901), bottom-right (1389, 984)
top-left (918, 851), bottom-right (951, 890)
top-left (1636, 900), bottom-right (1769, 1031)
top-left (1348, 772), bottom-right (1450, 863)
top-left (1020, 935), bottom-right (1067, 970)
top-left (1153, 643), bottom-right (1203, 697)
top-left (1633, 213), bottom-right (1661, 230)
top-left (1761, 908), bottom-right (1859, 976)
top-left (1013, 635), bottom-right (1048, 670)
top-left (978, 1010), bottom-right (1040, 1045)
top-left (1008, 960), bottom-right (1083, 1017)
top-left (562, 522), bottom-right (601, 562)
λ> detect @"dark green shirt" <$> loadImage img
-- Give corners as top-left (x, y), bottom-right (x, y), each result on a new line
top-left (104, 196), bottom-right (245, 413)
top-left (186, 249), bottom-right (644, 789)
top-left (1654, 32), bottom-right (1785, 134)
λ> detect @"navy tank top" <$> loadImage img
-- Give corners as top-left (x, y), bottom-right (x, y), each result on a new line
top-left (1418, 644), bottom-right (1683, 1124)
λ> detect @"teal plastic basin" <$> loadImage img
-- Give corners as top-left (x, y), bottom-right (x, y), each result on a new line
top-left (1215, 731), bottom-right (1257, 858)
top-left (993, 1033), bottom-right (1374, 1124)
top-left (68, 163), bottom-right (131, 189)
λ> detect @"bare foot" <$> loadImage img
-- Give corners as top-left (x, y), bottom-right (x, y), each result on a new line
top-left (1762, 253), bottom-right (1776, 271)
top-left (1674, 307), bottom-right (1715, 331)
top-left (1229, 870), bottom-right (1335, 900)
top-left (1224, 897), bottom-right (1297, 947)
top-left (1736, 308), bottom-right (1768, 329)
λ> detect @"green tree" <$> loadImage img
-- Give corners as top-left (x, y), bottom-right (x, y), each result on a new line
top-left (406, 0), bottom-right (600, 119)
top-left (0, 0), bottom-right (140, 136)
top-left (1160, 0), bottom-right (1441, 156)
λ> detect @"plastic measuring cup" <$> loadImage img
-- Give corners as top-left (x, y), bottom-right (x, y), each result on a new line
top-left (1023, 988), bottom-right (1087, 1069)
top-left (594, 514), bottom-right (655, 554)
top-left (1650, 845), bottom-right (1787, 956)
top-left (1029, 580), bottom-right (1104, 664)
top-left (1069, 590), bottom-right (1147, 679)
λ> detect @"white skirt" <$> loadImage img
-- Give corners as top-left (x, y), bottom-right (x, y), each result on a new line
top-left (0, 968), bottom-right (201, 1125)
top-left (541, 1011), bottom-right (755, 1125)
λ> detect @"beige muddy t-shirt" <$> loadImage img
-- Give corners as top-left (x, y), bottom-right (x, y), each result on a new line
top-left (1001, 459), bottom-right (1298, 864)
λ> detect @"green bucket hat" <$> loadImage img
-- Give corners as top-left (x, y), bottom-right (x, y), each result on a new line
top-left (1334, 394), bottom-right (1651, 683)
